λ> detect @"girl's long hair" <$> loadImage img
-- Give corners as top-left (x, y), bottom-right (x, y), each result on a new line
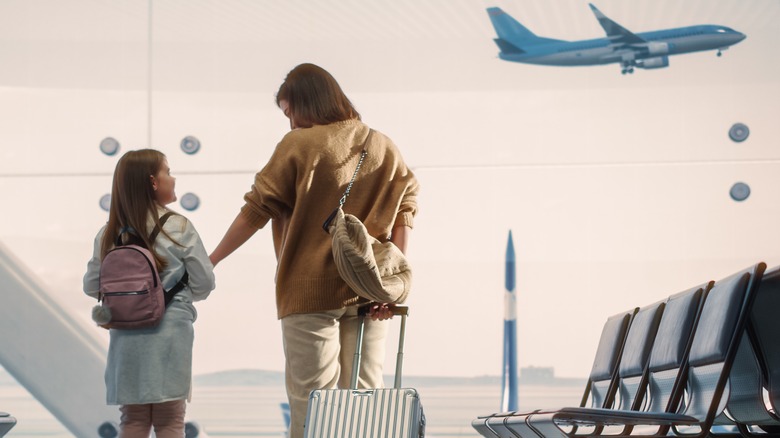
top-left (275, 63), bottom-right (360, 128)
top-left (100, 149), bottom-right (172, 269)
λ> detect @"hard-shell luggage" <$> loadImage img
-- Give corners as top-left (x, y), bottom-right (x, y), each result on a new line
top-left (304, 305), bottom-right (425, 438)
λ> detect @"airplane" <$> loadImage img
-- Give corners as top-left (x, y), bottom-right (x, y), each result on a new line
top-left (486, 4), bottom-right (746, 74)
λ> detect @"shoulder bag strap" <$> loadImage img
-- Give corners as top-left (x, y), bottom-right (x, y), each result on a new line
top-left (322, 129), bottom-right (373, 232)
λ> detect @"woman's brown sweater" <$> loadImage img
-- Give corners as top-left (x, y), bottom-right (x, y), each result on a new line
top-left (240, 119), bottom-right (419, 318)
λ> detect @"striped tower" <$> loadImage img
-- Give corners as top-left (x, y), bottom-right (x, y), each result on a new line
top-left (501, 230), bottom-right (518, 412)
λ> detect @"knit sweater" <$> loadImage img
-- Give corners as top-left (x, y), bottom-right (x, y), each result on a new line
top-left (241, 119), bottom-right (419, 318)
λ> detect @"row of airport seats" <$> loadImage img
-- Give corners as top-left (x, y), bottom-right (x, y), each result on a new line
top-left (473, 262), bottom-right (780, 438)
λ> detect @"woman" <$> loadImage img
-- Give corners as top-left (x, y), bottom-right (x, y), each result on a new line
top-left (209, 63), bottom-right (419, 437)
top-left (84, 149), bottom-right (216, 437)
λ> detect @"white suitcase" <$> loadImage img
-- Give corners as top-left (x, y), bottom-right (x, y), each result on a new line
top-left (304, 305), bottom-right (425, 437)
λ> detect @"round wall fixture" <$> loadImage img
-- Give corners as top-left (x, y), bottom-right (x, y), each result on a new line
top-left (180, 192), bottom-right (200, 211)
top-left (99, 194), bottom-right (112, 211)
top-left (180, 136), bottom-right (201, 155)
top-left (97, 421), bottom-right (118, 438)
top-left (728, 123), bottom-right (749, 142)
top-left (729, 182), bottom-right (750, 202)
top-left (99, 137), bottom-right (120, 156)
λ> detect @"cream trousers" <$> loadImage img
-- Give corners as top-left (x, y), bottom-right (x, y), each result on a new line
top-left (281, 305), bottom-right (389, 438)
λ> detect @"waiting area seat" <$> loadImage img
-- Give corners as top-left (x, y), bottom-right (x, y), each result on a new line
top-left (472, 307), bottom-right (636, 437)
top-left (0, 411), bottom-right (17, 437)
top-left (710, 265), bottom-right (780, 437)
top-left (473, 262), bottom-right (771, 438)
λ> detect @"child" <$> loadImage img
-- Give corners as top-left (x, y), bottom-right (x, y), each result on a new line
top-left (83, 149), bottom-right (215, 437)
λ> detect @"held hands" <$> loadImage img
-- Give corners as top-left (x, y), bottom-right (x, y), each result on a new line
top-left (367, 303), bottom-right (394, 321)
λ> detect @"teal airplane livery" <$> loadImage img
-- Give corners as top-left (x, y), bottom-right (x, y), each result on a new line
top-left (487, 4), bottom-right (746, 74)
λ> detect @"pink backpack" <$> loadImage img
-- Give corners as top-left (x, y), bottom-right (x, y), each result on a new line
top-left (93, 212), bottom-right (187, 329)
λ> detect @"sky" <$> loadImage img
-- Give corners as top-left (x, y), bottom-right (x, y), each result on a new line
top-left (1, 0), bottom-right (780, 384)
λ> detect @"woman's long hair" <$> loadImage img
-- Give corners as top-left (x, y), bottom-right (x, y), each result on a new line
top-left (100, 149), bottom-right (171, 269)
top-left (275, 63), bottom-right (360, 128)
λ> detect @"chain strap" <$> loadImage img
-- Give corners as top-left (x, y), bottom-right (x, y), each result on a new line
top-left (337, 129), bottom-right (373, 207)
top-left (322, 129), bottom-right (374, 232)
top-left (339, 149), bottom-right (367, 207)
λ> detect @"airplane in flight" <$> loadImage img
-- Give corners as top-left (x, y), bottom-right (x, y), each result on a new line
top-left (487, 4), bottom-right (746, 74)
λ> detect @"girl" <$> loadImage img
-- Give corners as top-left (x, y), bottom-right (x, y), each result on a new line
top-left (84, 149), bottom-right (215, 437)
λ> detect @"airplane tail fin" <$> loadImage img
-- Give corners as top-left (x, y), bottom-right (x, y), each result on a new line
top-left (486, 7), bottom-right (565, 53)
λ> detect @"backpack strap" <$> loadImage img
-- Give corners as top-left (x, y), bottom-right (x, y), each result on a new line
top-left (165, 272), bottom-right (189, 306)
top-left (150, 211), bottom-right (175, 241)
top-left (115, 226), bottom-right (138, 246)
top-left (152, 212), bottom-right (189, 306)
top-left (114, 211), bottom-right (174, 246)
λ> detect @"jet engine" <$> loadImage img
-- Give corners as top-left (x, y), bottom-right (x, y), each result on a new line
top-left (636, 56), bottom-right (669, 69)
top-left (646, 41), bottom-right (670, 55)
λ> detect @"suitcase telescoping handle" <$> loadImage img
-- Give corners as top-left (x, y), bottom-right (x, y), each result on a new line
top-left (351, 304), bottom-right (409, 390)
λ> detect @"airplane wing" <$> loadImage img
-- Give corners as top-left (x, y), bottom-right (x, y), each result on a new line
top-left (589, 3), bottom-right (646, 45)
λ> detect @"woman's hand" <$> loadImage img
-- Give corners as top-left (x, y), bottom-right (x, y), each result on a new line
top-left (367, 303), bottom-right (394, 321)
